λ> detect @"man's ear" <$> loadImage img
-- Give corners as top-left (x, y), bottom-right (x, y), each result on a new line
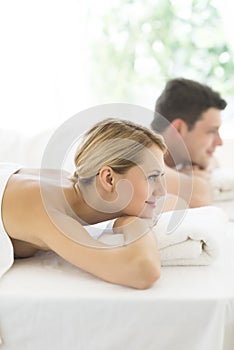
top-left (171, 118), bottom-right (188, 137)
top-left (98, 166), bottom-right (115, 192)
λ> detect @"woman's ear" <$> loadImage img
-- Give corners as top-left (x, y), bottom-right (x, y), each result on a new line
top-left (98, 166), bottom-right (115, 192)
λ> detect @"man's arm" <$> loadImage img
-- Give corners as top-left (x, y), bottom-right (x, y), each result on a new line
top-left (164, 165), bottom-right (212, 208)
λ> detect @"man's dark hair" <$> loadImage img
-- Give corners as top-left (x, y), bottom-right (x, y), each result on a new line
top-left (151, 78), bottom-right (227, 132)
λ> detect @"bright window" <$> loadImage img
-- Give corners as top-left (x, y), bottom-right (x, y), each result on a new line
top-left (0, 0), bottom-right (233, 137)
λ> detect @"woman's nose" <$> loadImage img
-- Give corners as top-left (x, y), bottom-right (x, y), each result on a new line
top-left (153, 177), bottom-right (167, 197)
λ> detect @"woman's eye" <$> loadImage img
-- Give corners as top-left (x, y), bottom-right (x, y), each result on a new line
top-left (148, 174), bottom-right (159, 181)
top-left (148, 172), bottom-right (165, 181)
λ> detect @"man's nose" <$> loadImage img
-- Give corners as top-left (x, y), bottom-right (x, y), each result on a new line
top-left (215, 131), bottom-right (223, 146)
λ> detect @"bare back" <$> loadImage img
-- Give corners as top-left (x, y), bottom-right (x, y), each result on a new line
top-left (2, 168), bottom-right (80, 257)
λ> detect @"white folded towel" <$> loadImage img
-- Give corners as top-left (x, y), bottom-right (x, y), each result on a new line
top-left (98, 206), bottom-right (228, 266)
top-left (213, 200), bottom-right (234, 222)
top-left (152, 206), bottom-right (228, 266)
top-left (211, 168), bottom-right (234, 202)
top-left (210, 168), bottom-right (234, 221)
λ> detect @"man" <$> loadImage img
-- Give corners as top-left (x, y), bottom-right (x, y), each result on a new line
top-left (151, 78), bottom-right (227, 208)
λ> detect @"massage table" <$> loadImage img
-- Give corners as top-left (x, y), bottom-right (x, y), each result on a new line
top-left (0, 122), bottom-right (234, 350)
top-left (0, 221), bottom-right (234, 350)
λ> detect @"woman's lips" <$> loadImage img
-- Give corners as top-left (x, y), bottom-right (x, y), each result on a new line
top-left (145, 201), bottom-right (156, 208)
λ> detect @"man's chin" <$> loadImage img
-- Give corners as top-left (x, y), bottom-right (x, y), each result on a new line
top-left (192, 159), bottom-right (209, 170)
top-left (201, 162), bottom-right (210, 170)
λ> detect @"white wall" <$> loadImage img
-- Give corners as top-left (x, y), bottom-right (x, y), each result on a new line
top-left (0, 0), bottom-right (93, 136)
top-left (0, 1), bottom-right (233, 142)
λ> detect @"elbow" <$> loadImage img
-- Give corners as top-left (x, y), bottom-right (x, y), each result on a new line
top-left (131, 257), bottom-right (161, 290)
top-left (189, 192), bottom-right (212, 208)
top-left (189, 180), bottom-right (212, 208)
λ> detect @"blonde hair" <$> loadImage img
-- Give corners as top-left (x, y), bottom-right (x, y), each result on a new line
top-left (72, 118), bottom-right (166, 183)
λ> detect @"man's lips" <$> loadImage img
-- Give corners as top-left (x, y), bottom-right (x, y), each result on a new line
top-left (207, 149), bottom-right (215, 156)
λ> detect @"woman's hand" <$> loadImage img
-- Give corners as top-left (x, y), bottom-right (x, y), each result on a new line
top-left (113, 216), bottom-right (155, 245)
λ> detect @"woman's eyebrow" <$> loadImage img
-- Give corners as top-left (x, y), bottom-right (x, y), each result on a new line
top-left (148, 169), bottom-right (165, 174)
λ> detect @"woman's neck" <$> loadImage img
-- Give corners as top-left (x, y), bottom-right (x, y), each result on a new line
top-left (65, 181), bottom-right (119, 225)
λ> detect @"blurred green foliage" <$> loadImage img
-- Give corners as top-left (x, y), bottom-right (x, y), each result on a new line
top-left (88, 0), bottom-right (234, 108)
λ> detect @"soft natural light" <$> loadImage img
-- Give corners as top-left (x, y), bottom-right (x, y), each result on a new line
top-left (0, 0), bottom-right (93, 135)
top-left (0, 0), bottom-right (233, 138)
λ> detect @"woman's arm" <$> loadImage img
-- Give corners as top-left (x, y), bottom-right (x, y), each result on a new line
top-left (40, 213), bottom-right (160, 289)
top-left (4, 180), bottom-right (160, 289)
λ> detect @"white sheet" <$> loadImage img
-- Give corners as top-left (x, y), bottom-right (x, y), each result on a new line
top-left (0, 163), bottom-right (22, 280)
top-left (0, 222), bottom-right (234, 350)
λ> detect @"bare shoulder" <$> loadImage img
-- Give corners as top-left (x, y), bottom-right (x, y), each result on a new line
top-left (2, 168), bottom-right (106, 254)
top-left (2, 168), bottom-right (71, 249)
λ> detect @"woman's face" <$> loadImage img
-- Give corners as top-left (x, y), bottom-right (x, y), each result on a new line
top-left (118, 145), bottom-right (166, 219)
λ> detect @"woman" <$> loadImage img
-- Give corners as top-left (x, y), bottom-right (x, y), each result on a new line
top-left (1, 118), bottom-right (166, 289)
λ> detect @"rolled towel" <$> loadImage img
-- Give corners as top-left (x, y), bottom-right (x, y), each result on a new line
top-left (98, 206), bottom-right (228, 266)
top-left (213, 200), bottom-right (234, 222)
top-left (152, 206), bottom-right (228, 266)
top-left (211, 168), bottom-right (234, 202)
